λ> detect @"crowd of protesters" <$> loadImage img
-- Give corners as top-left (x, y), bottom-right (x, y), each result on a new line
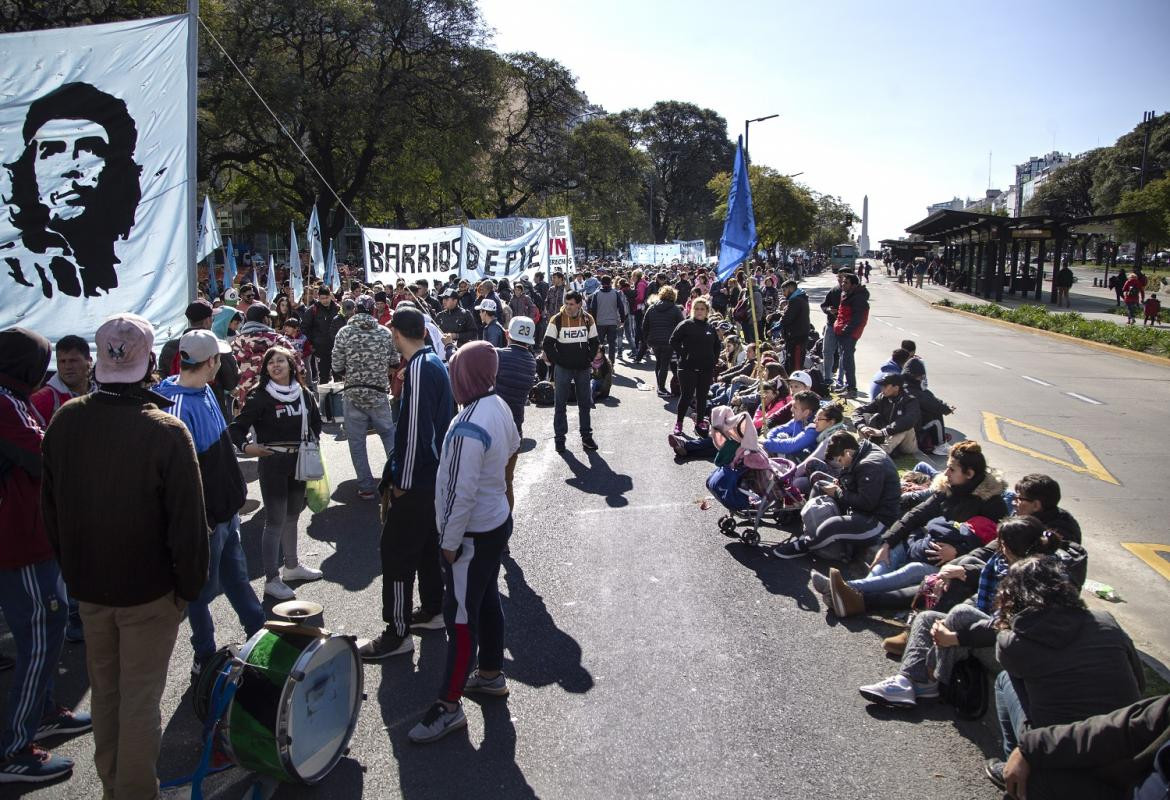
top-left (1, 252), bottom-right (1167, 799)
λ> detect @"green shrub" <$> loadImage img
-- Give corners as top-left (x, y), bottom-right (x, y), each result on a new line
top-left (933, 301), bottom-right (1170, 356)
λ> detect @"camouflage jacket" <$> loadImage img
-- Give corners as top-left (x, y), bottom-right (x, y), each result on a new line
top-left (231, 322), bottom-right (306, 402)
top-left (331, 313), bottom-right (399, 408)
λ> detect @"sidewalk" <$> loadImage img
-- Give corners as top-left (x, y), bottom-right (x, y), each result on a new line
top-left (890, 265), bottom-right (1167, 327)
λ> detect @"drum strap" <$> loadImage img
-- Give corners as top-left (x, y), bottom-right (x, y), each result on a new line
top-left (160, 664), bottom-right (240, 798)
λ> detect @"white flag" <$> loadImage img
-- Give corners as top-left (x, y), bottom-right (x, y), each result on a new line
top-left (288, 222), bottom-right (302, 301)
top-left (307, 206), bottom-right (326, 279)
top-left (329, 243), bottom-right (340, 292)
top-left (266, 253), bottom-right (277, 301)
top-left (196, 195), bottom-right (221, 264)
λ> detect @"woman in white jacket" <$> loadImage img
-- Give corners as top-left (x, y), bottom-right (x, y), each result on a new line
top-left (408, 341), bottom-right (520, 744)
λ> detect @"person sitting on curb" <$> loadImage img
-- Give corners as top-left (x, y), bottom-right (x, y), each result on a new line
top-left (760, 391), bottom-right (821, 459)
top-left (852, 373), bottom-right (921, 456)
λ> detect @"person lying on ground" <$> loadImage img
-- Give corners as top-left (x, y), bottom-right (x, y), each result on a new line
top-left (670, 378), bottom-right (784, 461)
top-left (983, 556), bottom-right (1145, 792)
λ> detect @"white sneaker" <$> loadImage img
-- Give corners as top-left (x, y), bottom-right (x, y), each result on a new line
top-left (858, 674), bottom-right (916, 708)
top-left (282, 564), bottom-right (323, 582)
top-left (408, 702), bottom-right (467, 744)
top-left (931, 444), bottom-right (951, 456)
top-left (264, 578), bottom-right (296, 600)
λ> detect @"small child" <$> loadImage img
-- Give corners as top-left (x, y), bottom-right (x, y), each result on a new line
top-left (1144, 294), bottom-right (1161, 326)
top-left (281, 317), bottom-right (312, 362)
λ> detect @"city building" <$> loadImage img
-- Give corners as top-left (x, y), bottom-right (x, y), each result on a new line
top-left (927, 197), bottom-right (965, 214)
top-left (1014, 151), bottom-right (1071, 216)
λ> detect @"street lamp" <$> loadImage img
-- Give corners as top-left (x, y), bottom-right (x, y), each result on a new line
top-left (744, 113), bottom-right (779, 163)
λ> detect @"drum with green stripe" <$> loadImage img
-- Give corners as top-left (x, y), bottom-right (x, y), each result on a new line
top-left (225, 627), bottom-right (362, 784)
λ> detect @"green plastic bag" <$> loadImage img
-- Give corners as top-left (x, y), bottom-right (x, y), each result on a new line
top-left (305, 455), bottom-right (330, 513)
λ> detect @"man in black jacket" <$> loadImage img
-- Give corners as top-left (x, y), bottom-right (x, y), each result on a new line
top-left (542, 291), bottom-right (599, 452)
top-left (821, 271), bottom-right (846, 385)
top-left (778, 279), bottom-right (810, 373)
top-left (852, 373), bottom-right (921, 455)
top-left (436, 289), bottom-right (477, 349)
top-left (302, 286), bottom-right (340, 382)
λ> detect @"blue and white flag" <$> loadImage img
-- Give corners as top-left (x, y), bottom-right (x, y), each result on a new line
top-left (288, 221), bottom-right (302, 301)
top-left (196, 195), bottom-right (221, 263)
top-left (307, 206), bottom-right (325, 279)
top-left (326, 241), bottom-right (340, 292)
top-left (224, 238), bottom-right (237, 289)
top-left (717, 137), bottom-right (757, 281)
top-left (266, 253), bottom-right (277, 301)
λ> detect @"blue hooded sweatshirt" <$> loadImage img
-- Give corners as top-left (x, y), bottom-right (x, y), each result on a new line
top-left (762, 417), bottom-right (818, 457)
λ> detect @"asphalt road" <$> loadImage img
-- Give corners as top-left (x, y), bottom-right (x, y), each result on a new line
top-left (4, 267), bottom-right (1167, 799)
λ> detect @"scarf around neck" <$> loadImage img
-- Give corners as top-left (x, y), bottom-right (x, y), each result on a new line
top-left (265, 379), bottom-right (303, 405)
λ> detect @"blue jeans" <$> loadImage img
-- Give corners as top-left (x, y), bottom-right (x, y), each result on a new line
top-left (553, 366), bottom-right (592, 440)
top-left (836, 336), bottom-right (857, 391)
top-left (0, 560), bottom-right (66, 757)
top-left (847, 541), bottom-right (937, 595)
top-left (822, 324), bottom-right (839, 383)
top-left (187, 515), bottom-right (266, 662)
top-left (996, 670), bottom-right (1027, 759)
top-left (344, 397), bottom-right (395, 493)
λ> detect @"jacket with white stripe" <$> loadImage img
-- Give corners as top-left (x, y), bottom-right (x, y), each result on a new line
top-left (435, 394), bottom-right (519, 551)
top-left (384, 346), bottom-right (454, 492)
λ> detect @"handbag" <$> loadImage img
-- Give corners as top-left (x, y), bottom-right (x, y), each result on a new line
top-left (800, 493), bottom-right (840, 540)
top-left (294, 397), bottom-right (325, 481)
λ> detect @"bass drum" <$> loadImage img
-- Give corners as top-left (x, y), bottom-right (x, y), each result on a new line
top-left (224, 627), bottom-right (362, 784)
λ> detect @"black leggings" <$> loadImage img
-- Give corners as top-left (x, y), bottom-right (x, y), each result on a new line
top-left (676, 368), bottom-right (713, 426)
top-left (653, 346), bottom-right (674, 392)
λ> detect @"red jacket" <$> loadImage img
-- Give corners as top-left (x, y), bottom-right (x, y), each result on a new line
top-left (833, 286), bottom-right (870, 340)
top-left (1122, 277), bottom-right (1142, 304)
top-left (0, 388), bottom-right (53, 569)
top-left (30, 373), bottom-right (75, 423)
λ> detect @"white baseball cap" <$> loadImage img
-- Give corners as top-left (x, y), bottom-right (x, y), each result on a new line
top-left (507, 316), bottom-right (536, 345)
top-left (475, 299), bottom-right (498, 314)
top-left (178, 329), bottom-right (231, 364)
top-left (789, 370), bottom-right (813, 389)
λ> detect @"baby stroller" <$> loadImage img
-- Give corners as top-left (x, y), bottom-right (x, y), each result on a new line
top-left (705, 406), bottom-right (806, 546)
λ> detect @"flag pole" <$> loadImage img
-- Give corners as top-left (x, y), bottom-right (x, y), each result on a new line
top-left (741, 139), bottom-right (763, 393)
top-left (186, 0), bottom-right (199, 305)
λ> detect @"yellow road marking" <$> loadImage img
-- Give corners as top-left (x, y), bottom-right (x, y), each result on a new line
top-left (981, 412), bottom-right (1119, 485)
top-left (1121, 543), bottom-right (1170, 582)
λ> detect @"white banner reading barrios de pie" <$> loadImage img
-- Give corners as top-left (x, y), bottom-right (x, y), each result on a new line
top-left (363, 223), bottom-right (550, 283)
top-left (0, 15), bottom-right (193, 342)
top-left (460, 224), bottom-right (547, 281)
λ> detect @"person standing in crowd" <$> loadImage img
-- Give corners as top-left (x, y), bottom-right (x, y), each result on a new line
top-left (0, 329), bottom-right (91, 785)
top-left (408, 342), bottom-right (520, 743)
top-left (543, 271), bottom-right (566, 325)
top-left (509, 283), bottom-right (538, 329)
top-left (41, 314), bottom-right (208, 799)
top-left (159, 300), bottom-right (240, 418)
top-left (228, 347), bottom-right (324, 601)
top-left (669, 297), bottom-right (720, 437)
top-left (1054, 259), bottom-right (1075, 308)
top-left (531, 271), bottom-right (549, 315)
top-left (154, 330), bottom-right (265, 677)
top-left (332, 295), bottom-right (399, 501)
top-left (1122, 272), bottom-right (1143, 325)
top-left (436, 288), bottom-right (477, 349)
top-left (543, 290), bottom-right (600, 453)
top-left (477, 299), bottom-right (507, 348)
top-left (302, 285), bottom-right (340, 381)
top-left (832, 272), bottom-right (869, 396)
top-left (231, 303), bottom-right (305, 404)
top-left (820, 271), bottom-right (846, 388)
top-left (587, 274), bottom-right (628, 361)
top-left (30, 335), bottom-right (91, 423)
top-left (495, 316), bottom-right (538, 511)
top-left (360, 307), bottom-right (455, 660)
top-left (642, 286), bottom-right (684, 396)
top-left (778, 279), bottom-right (809, 373)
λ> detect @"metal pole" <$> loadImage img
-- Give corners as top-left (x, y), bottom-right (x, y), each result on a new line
top-left (186, 0), bottom-right (199, 305)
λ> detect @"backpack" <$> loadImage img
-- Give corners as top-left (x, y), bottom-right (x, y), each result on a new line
top-left (706, 464), bottom-right (752, 511)
top-left (529, 381), bottom-right (555, 407)
top-left (941, 656), bottom-right (989, 720)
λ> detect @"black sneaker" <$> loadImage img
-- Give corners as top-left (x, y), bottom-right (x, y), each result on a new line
top-left (409, 608), bottom-right (444, 632)
top-left (768, 539), bottom-right (808, 559)
top-left (357, 630), bottom-right (414, 661)
top-left (983, 758), bottom-right (1006, 790)
top-left (581, 434), bottom-right (599, 451)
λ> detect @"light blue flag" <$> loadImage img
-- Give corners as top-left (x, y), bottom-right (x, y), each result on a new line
top-left (307, 206), bottom-right (326, 279)
top-left (224, 238), bottom-right (238, 289)
top-left (206, 252), bottom-right (219, 299)
top-left (266, 253), bottom-right (277, 301)
top-left (288, 222), bottom-right (303, 301)
top-left (717, 136), bottom-right (757, 281)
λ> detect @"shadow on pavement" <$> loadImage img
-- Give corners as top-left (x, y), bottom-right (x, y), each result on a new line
top-left (304, 488), bottom-right (382, 592)
top-left (560, 451), bottom-right (632, 508)
top-left (724, 541), bottom-right (823, 612)
top-left (500, 555), bottom-right (593, 695)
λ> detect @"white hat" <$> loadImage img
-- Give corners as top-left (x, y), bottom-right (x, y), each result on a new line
top-left (475, 299), bottom-right (498, 314)
top-left (178, 329), bottom-right (232, 364)
top-left (789, 370), bottom-right (813, 389)
top-left (507, 316), bottom-right (536, 345)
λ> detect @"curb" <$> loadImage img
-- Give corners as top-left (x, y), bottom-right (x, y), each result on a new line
top-left (894, 283), bottom-right (1170, 369)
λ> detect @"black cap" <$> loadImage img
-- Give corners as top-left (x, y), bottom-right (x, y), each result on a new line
top-left (389, 306), bottom-right (425, 339)
top-left (185, 299), bottom-right (213, 322)
top-left (374, 291), bottom-right (388, 303)
top-left (876, 372), bottom-right (905, 387)
top-left (903, 358), bottom-right (926, 378)
top-left (245, 304), bottom-right (272, 323)
top-left (440, 288), bottom-right (459, 298)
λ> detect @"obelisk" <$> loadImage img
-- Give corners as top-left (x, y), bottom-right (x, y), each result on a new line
top-left (859, 195), bottom-right (870, 255)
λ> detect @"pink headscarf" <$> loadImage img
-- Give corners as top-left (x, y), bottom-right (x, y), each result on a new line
top-left (448, 340), bottom-right (498, 405)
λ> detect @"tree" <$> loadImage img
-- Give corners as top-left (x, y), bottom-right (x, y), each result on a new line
top-left (1024, 150), bottom-right (1102, 217)
top-left (1091, 113), bottom-right (1170, 214)
top-left (615, 102), bottom-right (734, 243)
top-left (808, 193), bottom-right (856, 255)
top-left (1117, 176), bottom-right (1170, 247)
top-left (708, 165), bottom-right (816, 253)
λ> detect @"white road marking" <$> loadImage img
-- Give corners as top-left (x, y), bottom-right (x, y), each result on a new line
top-left (1021, 375), bottom-right (1053, 387)
top-left (1066, 392), bottom-right (1104, 406)
top-left (983, 361), bottom-right (1006, 370)
top-left (904, 330), bottom-right (920, 336)
top-left (895, 325), bottom-right (905, 331)
top-left (929, 340), bottom-right (945, 347)
top-left (954, 350), bottom-right (973, 358)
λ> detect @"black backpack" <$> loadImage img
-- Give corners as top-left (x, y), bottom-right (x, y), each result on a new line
top-left (941, 656), bottom-right (989, 720)
top-left (530, 381), bottom-right (555, 407)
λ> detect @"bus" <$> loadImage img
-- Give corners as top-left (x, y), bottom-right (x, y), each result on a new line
top-left (828, 243), bottom-right (859, 272)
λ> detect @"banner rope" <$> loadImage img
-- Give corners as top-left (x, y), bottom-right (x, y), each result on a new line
top-left (197, 17), bottom-right (362, 229)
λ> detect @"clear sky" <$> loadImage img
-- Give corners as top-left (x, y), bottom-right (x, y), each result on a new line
top-left (477, 0), bottom-right (1170, 245)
